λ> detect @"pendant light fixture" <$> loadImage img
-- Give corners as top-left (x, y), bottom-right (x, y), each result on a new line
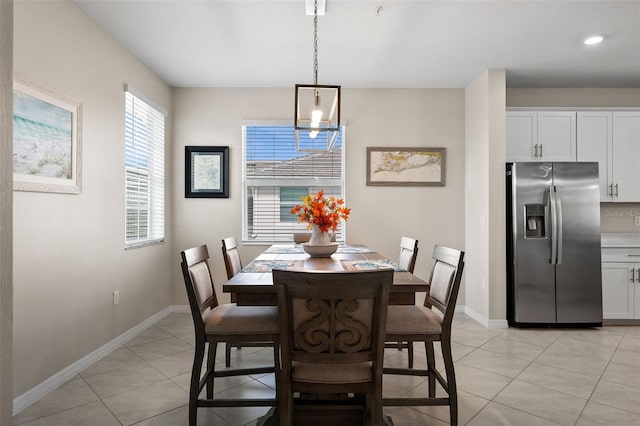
top-left (294, 0), bottom-right (341, 152)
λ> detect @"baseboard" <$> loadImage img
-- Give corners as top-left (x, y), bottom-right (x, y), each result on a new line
top-left (13, 305), bottom-right (184, 415)
top-left (462, 305), bottom-right (508, 329)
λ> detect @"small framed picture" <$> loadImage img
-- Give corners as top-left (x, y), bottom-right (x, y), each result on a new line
top-left (13, 75), bottom-right (82, 194)
top-left (185, 146), bottom-right (229, 198)
top-left (366, 147), bottom-right (446, 187)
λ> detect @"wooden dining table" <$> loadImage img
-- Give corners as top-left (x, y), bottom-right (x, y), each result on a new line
top-left (222, 243), bottom-right (428, 426)
top-left (222, 243), bottom-right (429, 306)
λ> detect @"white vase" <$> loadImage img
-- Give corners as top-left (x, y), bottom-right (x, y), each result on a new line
top-left (309, 224), bottom-right (332, 245)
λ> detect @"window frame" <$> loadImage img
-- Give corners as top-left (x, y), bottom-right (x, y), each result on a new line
top-left (242, 121), bottom-right (346, 244)
top-left (124, 86), bottom-right (166, 249)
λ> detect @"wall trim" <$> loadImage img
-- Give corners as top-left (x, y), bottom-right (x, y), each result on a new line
top-left (463, 305), bottom-right (508, 329)
top-left (13, 305), bottom-right (186, 415)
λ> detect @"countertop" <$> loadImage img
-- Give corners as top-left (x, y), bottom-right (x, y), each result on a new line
top-left (601, 233), bottom-right (640, 248)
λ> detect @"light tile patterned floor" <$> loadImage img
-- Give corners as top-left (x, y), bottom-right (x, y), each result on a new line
top-left (13, 312), bottom-right (640, 425)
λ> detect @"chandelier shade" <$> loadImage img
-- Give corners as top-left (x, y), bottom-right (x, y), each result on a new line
top-left (294, 0), bottom-right (341, 152)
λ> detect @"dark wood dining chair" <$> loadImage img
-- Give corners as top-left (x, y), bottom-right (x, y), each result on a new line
top-left (383, 245), bottom-right (465, 426)
top-left (398, 236), bottom-right (419, 273)
top-left (273, 268), bottom-right (393, 426)
top-left (221, 236), bottom-right (243, 280)
top-left (221, 236), bottom-right (274, 367)
top-left (180, 245), bottom-right (280, 426)
top-left (293, 232), bottom-right (312, 243)
top-left (387, 236), bottom-right (419, 368)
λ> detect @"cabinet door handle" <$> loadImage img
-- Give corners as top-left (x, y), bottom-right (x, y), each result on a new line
top-left (614, 184), bottom-right (619, 197)
top-left (631, 268), bottom-right (635, 283)
top-left (637, 268), bottom-right (640, 282)
top-left (539, 144), bottom-right (542, 158)
top-left (608, 184), bottom-right (613, 197)
top-left (534, 144), bottom-right (538, 159)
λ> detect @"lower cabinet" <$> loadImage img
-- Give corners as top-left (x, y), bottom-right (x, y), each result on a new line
top-left (601, 262), bottom-right (638, 319)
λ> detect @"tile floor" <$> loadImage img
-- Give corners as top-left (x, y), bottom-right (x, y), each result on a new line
top-left (13, 312), bottom-right (640, 425)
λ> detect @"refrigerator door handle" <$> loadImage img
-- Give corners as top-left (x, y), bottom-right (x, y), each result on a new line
top-left (555, 187), bottom-right (563, 265)
top-left (549, 186), bottom-right (558, 265)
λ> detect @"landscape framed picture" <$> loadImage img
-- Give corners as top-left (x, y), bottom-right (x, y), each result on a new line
top-left (366, 147), bottom-right (446, 187)
top-left (13, 75), bottom-right (82, 194)
top-left (185, 146), bottom-right (229, 198)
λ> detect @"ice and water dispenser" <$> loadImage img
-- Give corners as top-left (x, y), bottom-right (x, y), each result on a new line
top-left (524, 203), bottom-right (546, 238)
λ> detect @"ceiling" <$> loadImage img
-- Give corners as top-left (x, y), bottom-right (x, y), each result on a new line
top-left (72, 0), bottom-right (640, 89)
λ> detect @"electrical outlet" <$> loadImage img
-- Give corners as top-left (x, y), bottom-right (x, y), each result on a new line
top-left (113, 290), bottom-right (119, 306)
top-left (635, 216), bottom-right (640, 226)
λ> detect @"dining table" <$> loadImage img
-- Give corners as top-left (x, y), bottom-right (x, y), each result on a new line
top-left (222, 243), bottom-right (428, 426)
top-left (222, 243), bottom-right (429, 306)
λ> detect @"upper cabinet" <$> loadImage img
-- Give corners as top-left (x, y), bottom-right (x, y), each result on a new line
top-left (506, 111), bottom-right (576, 162)
top-left (577, 111), bottom-right (640, 202)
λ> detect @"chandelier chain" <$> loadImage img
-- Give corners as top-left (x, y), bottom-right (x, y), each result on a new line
top-left (313, 0), bottom-right (318, 85)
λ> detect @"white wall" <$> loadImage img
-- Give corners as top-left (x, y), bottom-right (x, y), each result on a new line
top-left (0, 1), bottom-right (13, 422)
top-left (172, 88), bottom-right (466, 306)
top-left (13, 1), bottom-right (172, 396)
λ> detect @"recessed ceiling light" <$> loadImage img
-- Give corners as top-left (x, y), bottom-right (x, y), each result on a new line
top-left (584, 35), bottom-right (604, 45)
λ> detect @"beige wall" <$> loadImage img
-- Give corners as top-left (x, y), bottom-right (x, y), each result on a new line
top-left (464, 70), bottom-right (507, 324)
top-left (507, 88), bottom-right (640, 108)
top-left (172, 88), bottom-right (466, 306)
top-left (0, 1), bottom-right (13, 422)
top-left (13, 1), bottom-right (172, 396)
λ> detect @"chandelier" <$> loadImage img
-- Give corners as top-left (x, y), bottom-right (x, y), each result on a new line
top-left (294, 0), bottom-right (341, 152)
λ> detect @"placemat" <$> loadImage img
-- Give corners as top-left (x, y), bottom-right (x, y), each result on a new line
top-left (241, 259), bottom-right (305, 273)
top-left (336, 245), bottom-right (376, 254)
top-left (263, 244), bottom-right (304, 254)
top-left (340, 259), bottom-right (405, 272)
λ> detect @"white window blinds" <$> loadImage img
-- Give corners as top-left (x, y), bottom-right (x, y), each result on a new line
top-left (242, 124), bottom-right (345, 242)
top-left (124, 89), bottom-right (165, 248)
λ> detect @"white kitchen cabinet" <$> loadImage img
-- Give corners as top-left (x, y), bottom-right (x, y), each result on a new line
top-left (601, 246), bottom-right (640, 320)
top-left (601, 262), bottom-right (635, 319)
top-left (577, 111), bottom-right (640, 202)
top-left (506, 111), bottom-right (576, 162)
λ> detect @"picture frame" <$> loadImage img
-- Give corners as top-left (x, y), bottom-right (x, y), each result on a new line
top-left (185, 146), bottom-right (229, 198)
top-left (13, 75), bottom-right (82, 194)
top-left (366, 147), bottom-right (446, 187)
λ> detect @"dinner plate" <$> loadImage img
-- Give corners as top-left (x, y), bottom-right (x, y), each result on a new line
top-left (301, 242), bottom-right (339, 257)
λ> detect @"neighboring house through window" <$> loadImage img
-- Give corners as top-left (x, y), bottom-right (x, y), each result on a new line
top-left (243, 123), bottom-right (345, 242)
top-left (124, 87), bottom-right (166, 248)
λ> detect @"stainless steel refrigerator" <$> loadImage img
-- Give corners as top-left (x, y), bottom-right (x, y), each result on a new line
top-left (506, 162), bottom-right (602, 327)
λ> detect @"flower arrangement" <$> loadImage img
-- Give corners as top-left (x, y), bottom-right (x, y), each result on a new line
top-left (290, 190), bottom-right (350, 233)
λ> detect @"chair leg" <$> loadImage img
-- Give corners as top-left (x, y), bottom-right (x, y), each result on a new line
top-left (206, 341), bottom-right (218, 399)
top-left (225, 342), bottom-right (232, 367)
top-left (190, 342), bottom-right (205, 426)
top-left (408, 342), bottom-right (414, 369)
top-left (441, 338), bottom-right (458, 426)
top-left (425, 341), bottom-right (436, 398)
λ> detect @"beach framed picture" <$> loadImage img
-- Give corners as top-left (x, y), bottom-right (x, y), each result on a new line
top-left (185, 146), bottom-right (229, 198)
top-left (366, 147), bottom-right (446, 187)
top-left (13, 75), bottom-right (82, 194)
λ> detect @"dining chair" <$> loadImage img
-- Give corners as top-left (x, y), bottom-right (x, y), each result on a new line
top-left (221, 236), bottom-right (273, 367)
top-left (387, 236), bottom-right (419, 368)
top-left (383, 245), bottom-right (465, 426)
top-left (221, 236), bottom-right (243, 279)
top-left (180, 245), bottom-right (280, 426)
top-left (273, 268), bottom-right (393, 426)
top-left (293, 232), bottom-right (311, 243)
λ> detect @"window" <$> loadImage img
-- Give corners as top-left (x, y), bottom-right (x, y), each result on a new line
top-left (243, 124), bottom-right (345, 242)
top-left (124, 88), bottom-right (166, 248)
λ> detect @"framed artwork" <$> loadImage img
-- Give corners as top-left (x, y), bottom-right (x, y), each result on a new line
top-left (366, 147), bottom-right (446, 187)
top-left (13, 75), bottom-right (82, 194)
top-left (185, 146), bottom-right (229, 198)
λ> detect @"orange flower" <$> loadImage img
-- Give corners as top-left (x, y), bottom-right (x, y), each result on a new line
top-left (290, 190), bottom-right (350, 232)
